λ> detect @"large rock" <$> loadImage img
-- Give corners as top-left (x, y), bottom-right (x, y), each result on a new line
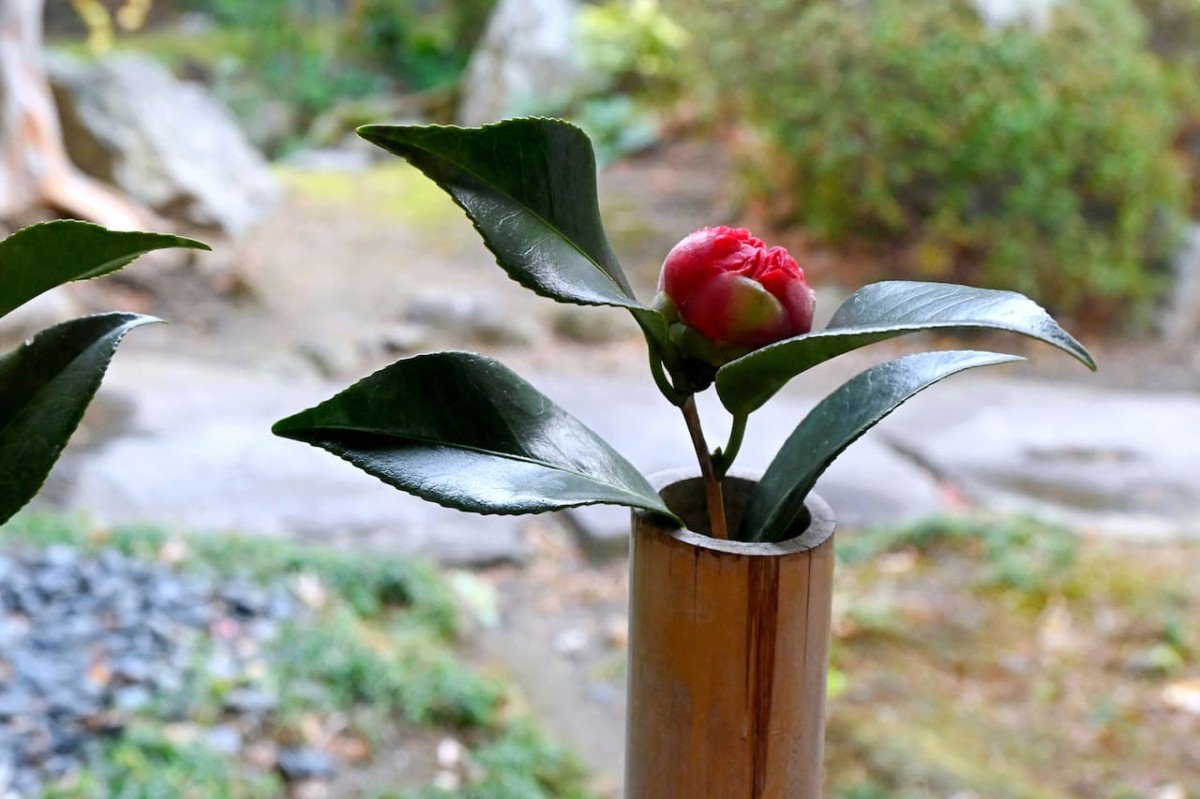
top-left (457, 0), bottom-right (591, 126)
top-left (48, 53), bottom-right (280, 237)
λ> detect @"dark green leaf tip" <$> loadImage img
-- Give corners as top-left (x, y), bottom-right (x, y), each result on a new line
top-left (273, 351), bottom-right (677, 521)
top-left (0, 220), bottom-right (210, 320)
top-left (352, 119), bottom-right (642, 311)
top-left (743, 349), bottom-right (1024, 543)
top-left (357, 115), bottom-right (587, 143)
top-left (0, 311), bottom-right (161, 525)
top-left (4, 219), bottom-right (211, 253)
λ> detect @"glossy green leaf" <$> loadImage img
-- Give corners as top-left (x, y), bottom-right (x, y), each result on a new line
top-left (716, 281), bottom-right (1095, 416)
top-left (358, 118), bottom-right (642, 308)
top-left (0, 220), bottom-right (209, 318)
top-left (0, 312), bottom-right (159, 525)
top-left (742, 350), bottom-right (1022, 543)
top-left (273, 351), bottom-right (678, 520)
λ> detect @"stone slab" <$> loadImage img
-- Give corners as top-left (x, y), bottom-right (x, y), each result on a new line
top-left (51, 352), bottom-right (1200, 569)
top-left (1161, 224), bottom-right (1200, 347)
top-left (881, 379), bottom-right (1200, 539)
top-left (49, 53), bottom-right (280, 237)
top-left (47, 354), bottom-right (527, 567)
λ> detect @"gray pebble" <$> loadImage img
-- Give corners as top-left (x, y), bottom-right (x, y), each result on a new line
top-left (0, 544), bottom-right (297, 790)
top-left (277, 747), bottom-right (337, 781)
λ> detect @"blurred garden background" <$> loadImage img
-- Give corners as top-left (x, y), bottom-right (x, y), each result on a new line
top-left (1, 0), bottom-right (1199, 797)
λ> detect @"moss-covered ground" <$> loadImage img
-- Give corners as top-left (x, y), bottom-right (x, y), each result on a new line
top-left (827, 516), bottom-right (1200, 799)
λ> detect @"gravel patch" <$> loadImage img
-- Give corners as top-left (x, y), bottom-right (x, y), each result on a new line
top-left (0, 544), bottom-right (295, 798)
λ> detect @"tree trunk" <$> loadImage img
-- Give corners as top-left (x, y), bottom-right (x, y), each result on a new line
top-left (0, 0), bottom-right (150, 229)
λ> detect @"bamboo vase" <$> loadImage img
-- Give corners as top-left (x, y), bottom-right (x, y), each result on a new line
top-left (625, 470), bottom-right (837, 799)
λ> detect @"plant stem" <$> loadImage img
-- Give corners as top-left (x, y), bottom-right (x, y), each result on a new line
top-left (681, 396), bottom-right (729, 540)
top-left (648, 352), bottom-right (687, 406)
top-left (713, 413), bottom-right (748, 479)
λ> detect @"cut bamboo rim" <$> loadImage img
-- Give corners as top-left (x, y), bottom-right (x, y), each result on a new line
top-left (626, 469), bottom-right (837, 799)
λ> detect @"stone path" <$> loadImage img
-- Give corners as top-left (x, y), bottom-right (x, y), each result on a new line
top-left (43, 350), bottom-right (1200, 569)
top-left (880, 378), bottom-right (1200, 540)
top-left (41, 353), bottom-right (529, 567)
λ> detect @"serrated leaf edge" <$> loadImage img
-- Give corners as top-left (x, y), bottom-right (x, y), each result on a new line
top-left (358, 120), bottom-right (642, 309)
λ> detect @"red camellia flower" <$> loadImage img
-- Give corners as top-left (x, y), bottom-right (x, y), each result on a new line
top-left (656, 226), bottom-right (816, 350)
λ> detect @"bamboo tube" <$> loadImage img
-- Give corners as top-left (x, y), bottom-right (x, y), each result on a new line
top-left (626, 470), bottom-right (837, 799)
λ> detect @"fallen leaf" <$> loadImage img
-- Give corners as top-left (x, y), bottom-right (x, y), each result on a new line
top-left (436, 737), bottom-right (466, 769)
top-left (1162, 680), bottom-right (1200, 715)
top-left (291, 573), bottom-right (328, 611)
top-left (159, 537), bottom-right (189, 565)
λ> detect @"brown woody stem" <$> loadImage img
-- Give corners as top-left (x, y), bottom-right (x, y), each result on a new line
top-left (681, 396), bottom-right (729, 540)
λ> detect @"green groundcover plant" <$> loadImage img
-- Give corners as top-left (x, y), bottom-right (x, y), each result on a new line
top-left (0, 220), bottom-right (207, 525)
top-left (677, 0), bottom-right (1187, 322)
top-left (275, 118), bottom-right (1095, 543)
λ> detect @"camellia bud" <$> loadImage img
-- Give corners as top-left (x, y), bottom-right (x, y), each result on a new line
top-left (654, 226), bottom-right (815, 360)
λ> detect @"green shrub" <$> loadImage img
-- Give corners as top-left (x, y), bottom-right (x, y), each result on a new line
top-left (577, 0), bottom-right (688, 94)
top-left (172, 0), bottom-right (493, 118)
top-left (562, 0), bottom-right (690, 163)
top-left (1132, 0), bottom-right (1200, 212)
top-left (684, 0), bottom-right (1188, 322)
top-left (351, 0), bottom-right (494, 90)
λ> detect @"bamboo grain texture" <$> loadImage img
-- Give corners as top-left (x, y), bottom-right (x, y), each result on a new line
top-left (626, 473), bottom-right (836, 799)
